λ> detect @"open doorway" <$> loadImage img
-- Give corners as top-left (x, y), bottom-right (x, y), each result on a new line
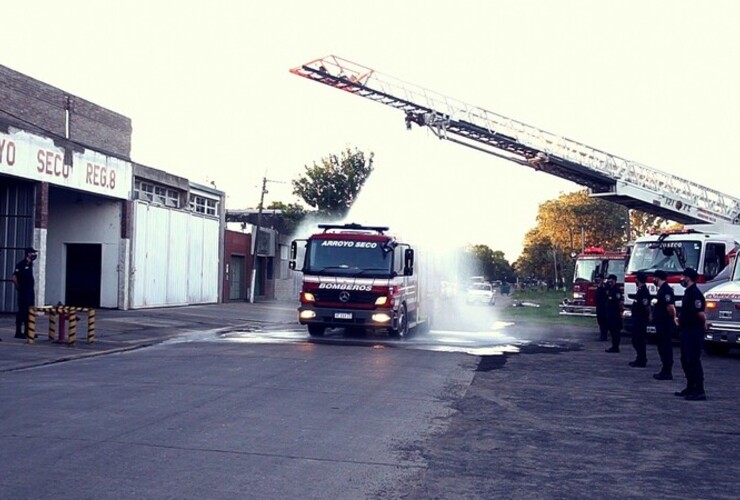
top-left (65, 243), bottom-right (101, 307)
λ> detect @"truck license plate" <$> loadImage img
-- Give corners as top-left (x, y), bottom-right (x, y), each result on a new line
top-left (647, 326), bottom-right (656, 334)
top-left (334, 312), bottom-right (352, 320)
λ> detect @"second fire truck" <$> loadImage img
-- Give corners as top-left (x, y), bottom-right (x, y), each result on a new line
top-left (559, 247), bottom-right (627, 316)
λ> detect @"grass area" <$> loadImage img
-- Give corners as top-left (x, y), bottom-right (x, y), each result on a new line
top-left (497, 289), bottom-right (597, 328)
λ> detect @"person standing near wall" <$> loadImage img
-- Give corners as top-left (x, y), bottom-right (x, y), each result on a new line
top-left (11, 247), bottom-right (38, 339)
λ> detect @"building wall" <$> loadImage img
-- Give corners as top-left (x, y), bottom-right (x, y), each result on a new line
top-left (131, 202), bottom-right (220, 308)
top-left (0, 64), bottom-right (132, 158)
top-left (46, 188), bottom-right (122, 307)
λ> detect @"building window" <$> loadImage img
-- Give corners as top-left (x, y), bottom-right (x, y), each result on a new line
top-left (189, 194), bottom-right (219, 216)
top-left (134, 180), bottom-right (180, 207)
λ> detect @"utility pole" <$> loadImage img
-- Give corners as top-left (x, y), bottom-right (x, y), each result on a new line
top-left (249, 177), bottom-right (268, 303)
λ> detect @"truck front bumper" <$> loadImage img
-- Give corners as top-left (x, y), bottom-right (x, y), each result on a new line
top-left (298, 305), bottom-right (399, 330)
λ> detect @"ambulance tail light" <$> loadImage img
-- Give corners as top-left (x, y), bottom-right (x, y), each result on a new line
top-left (705, 301), bottom-right (717, 310)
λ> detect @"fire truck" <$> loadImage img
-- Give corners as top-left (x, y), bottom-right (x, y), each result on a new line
top-left (702, 246), bottom-right (740, 353)
top-left (622, 227), bottom-right (740, 334)
top-left (290, 55), bottom-right (740, 337)
top-left (559, 247), bottom-right (627, 316)
top-left (289, 223), bottom-right (430, 338)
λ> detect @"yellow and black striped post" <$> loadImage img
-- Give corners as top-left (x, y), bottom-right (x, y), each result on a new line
top-left (49, 310), bottom-right (57, 341)
top-left (68, 310), bottom-right (78, 346)
top-left (27, 308), bottom-right (37, 344)
top-left (87, 309), bottom-right (96, 343)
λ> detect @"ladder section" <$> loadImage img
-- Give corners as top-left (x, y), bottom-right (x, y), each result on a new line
top-left (291, 55), bottom-right (740, 226)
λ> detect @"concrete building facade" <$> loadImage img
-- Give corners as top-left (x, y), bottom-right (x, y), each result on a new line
top-left (0, 64), bottom-right (224, 312)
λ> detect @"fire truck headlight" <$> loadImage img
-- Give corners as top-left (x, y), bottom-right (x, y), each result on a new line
top-left (372, 313), bottom-right (392, 323)
top-left (299, 310), bottom-right (317, 320)
top-left (572, 292), bottom-right (585, 300)
top-left (375, 296), bottom-right (389, 306)
top-left (301, 292), bottom-right (316, 303)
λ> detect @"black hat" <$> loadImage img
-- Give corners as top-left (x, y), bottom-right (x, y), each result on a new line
top-left (24, 247), bottom-right (38, 254)
top-left (654, 270), bottom-right (667, 280)
top-left (635, 271), bottom-right (647, 284)
top-left (682, 267), bottom-right (699, 281)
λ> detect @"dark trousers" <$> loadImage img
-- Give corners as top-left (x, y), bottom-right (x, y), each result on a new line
top-left (680, 327), bottom-right (705, 394)
top-left (608, 318), bottom-right (622, 350)
top-left (655, 322), bottom-right (674, 375)
top-left (597, 313), bottom-right (608, 340)
top-left (16, 295), bottom-right (33, 336)
top-left (631, 320), bottom-right (648, 363)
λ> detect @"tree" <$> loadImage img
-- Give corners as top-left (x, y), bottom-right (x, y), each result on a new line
top-left (266, 201), bottom-right (307, 235)
top-left (467, 244), bottom-right (516, 282)
top-left (292, 147), bottom-right (374, 218)
top-left (629, 210), bottom-right (673, 242)
top-left (514, 229), bottom-right (559, 283)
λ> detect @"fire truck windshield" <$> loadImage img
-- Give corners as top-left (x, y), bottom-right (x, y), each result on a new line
top-left (627, 240), bottom-right (701, 274)
top-left (305, 239), bottom-right (393, 277)
top-left (573, 259), bottom-right (602, 282)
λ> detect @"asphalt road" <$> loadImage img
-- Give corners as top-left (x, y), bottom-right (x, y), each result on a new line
top-left (2, 298), bottom-right (739, 499)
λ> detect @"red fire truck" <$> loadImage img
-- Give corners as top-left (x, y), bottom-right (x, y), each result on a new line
top-left (559, 247), bottom-right (628, 316)
top-left (289, 223), bottom-right (431, 338)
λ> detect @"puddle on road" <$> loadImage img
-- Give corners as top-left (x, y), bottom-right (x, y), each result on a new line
top-left (159, 319), bottom-right (584, 360)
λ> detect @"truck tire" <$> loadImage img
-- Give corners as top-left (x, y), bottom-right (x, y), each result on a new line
top-left (307, 325), bottom-right (325, 337)
top-left (389, 304), bottom-right (408, 339)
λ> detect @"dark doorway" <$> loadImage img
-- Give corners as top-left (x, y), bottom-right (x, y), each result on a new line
top-left (65, 243), bottom-right (101, 307)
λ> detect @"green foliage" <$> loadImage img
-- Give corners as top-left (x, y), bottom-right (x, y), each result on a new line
top-left (266, 201), bottom-right (307, 235)
top-left (467, 244), bottom-right (516, 282)
top-left (292, 147), bottom-right (374, 218)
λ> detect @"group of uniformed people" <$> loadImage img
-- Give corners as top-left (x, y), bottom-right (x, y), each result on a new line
top-left (595, 267), bottom-right (708, 401)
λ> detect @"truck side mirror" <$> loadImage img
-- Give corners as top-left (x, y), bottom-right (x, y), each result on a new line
top-left (289, 240), bottom-right (304, 271)
top-left (404, 248), bottom-right (414, 276)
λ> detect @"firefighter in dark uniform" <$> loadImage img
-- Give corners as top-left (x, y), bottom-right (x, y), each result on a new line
top-left (604, 274), bottom-right (623, 353)
top-left (595, 274), bottom-right (608, 341)
top-left (11, 247), bottom-right (38, 339)
top-left (629, 271), bottom-right (650, 367)
top-left (677, 268), bottom-right (707, 401)
top-left (652, 270), bottom-right (676, 381)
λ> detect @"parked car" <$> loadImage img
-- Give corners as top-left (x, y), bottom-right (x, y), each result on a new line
top-left (466, 283), bottom-right (496, 305)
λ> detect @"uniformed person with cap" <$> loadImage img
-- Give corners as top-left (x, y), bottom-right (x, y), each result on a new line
top-left (629, 271), bottom-right (650, 367)
top-left (604, 274), bottom-right (623, 353)
top-left (676, 267), bottom-right (707, 401)
top-left (652, 270), bottom-right (676, 380)
top-left (11, 247), bottom-right (38, 339)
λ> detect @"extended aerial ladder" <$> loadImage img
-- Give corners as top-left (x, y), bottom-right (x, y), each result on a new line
top-left (290, 55), bottom-right (740, 228)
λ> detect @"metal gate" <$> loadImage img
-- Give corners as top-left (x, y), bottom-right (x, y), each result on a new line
top-left (0, 176), bottom-right (35, 312)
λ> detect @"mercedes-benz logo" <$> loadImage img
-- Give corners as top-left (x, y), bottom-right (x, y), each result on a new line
top-left (339, 291), bottom-right (351, 303)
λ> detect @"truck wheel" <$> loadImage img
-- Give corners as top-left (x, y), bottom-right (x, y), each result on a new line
top-left (389, 304), bottom-right (408, 339)
top-left (307, 325), bottom-right (325, 337)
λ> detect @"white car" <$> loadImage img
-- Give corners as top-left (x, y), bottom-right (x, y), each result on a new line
top-left (466, 283), bottom-right (496, 305)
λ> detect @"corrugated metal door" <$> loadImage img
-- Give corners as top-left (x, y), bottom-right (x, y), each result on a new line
top-left (132, 202), bottom-right (220, 308)
top-left (0, 177), bottom-right (34, 312)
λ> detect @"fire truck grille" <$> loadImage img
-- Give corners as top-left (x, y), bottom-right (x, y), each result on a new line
top-left (315, 290), bottom-right (379, 306)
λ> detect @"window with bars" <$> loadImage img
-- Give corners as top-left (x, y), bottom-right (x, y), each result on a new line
top-left (134, 180), bottom-right (180, 208)
top-left (189, 194), bottom-right (219, 216)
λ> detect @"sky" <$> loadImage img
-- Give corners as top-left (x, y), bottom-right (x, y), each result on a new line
top-left (2, 0), bottom-right (739, 262)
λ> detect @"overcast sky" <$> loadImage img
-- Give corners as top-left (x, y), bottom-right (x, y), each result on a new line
top-left (2, 0), bottom-right (738, 260)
